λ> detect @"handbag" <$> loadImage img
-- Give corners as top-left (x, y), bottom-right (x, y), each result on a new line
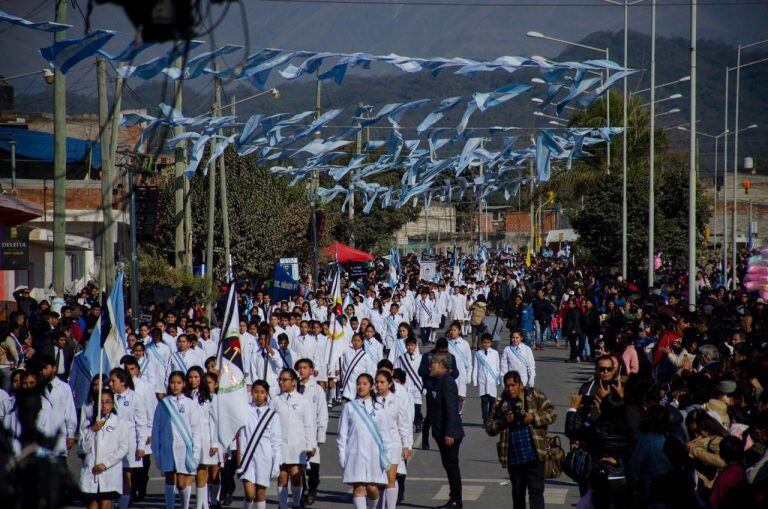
top-left (564, 445), bottom-right (592, 483)
top-left (544, 435), bottom-right (565, 479)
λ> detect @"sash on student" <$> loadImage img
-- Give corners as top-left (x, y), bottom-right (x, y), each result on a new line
top-left (449, 340), bottom-right (470, 369)
top-left (236, 407), bottom-right (276, 476)
top-left (476, 351), bottom-right (501, 384)
top-left (147, 343), bottom-right (165, 366)
top-left (349, 400), bottom-right (390, 472)
top-left (342, 350), bottom-right (366, 390)
top-left (161, 398), bottom-right (197, 472)
top-left (398, 354), bottom-right (423, 393)
top-left (507, 345), bottom-right (528, 367)
top-left (170, 351), bottom-right (188, 373)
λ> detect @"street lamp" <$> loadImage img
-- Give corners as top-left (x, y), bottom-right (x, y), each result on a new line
top-left (630, 75), bottom-right (690, 96)
top-left (526, 29), bottom-right (618, 269)
top-left (655, 108), bottom-right (680, 118)
top-left (731, 39), bottom-right (768, 289)
top-left (640, 93), bottom-right (682, 107)
top-left (0, 68), bottom-right (55, 85)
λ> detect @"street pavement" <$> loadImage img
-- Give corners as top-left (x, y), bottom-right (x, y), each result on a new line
top-left (66, 335), bottom-right (593, 508)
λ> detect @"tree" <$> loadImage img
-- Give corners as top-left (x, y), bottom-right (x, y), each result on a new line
top-left (555, 92), bottom-right (711, 275)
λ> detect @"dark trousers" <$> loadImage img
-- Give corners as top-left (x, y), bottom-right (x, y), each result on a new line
top-left (420, 327), bottom-right (431, 345)
top-left (437, 437), bottom-right (463, 503)
top-left (133, 455), bottom-right (151, 498)
top-left (306, 461), bottom-right (320, 493)
top-left (221, 455), bottom-right (237, 498)
top-left (567, 334), bottom-right (580, 360)
top-left (480, 395), bottom-right (495, 425)
top-left (422, 395), bottom-right (434, 442)
top-left (414, 403), bottom-right (423, 428)
top-left (508, 460), bottom-right (545, 509)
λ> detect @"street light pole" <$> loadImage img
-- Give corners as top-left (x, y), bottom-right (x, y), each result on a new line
top-left (723, 69), bottom-right (729, 286)
top-left (648, 0), bottom-right (657, 289)
top-left (52, 0), bottom-right (67, 296)
top-left (688, 0), bottom-right (697, 310)
top-left (621, 0), bottom-right (628, 279)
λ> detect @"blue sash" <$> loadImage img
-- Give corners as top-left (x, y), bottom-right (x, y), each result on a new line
top-left (147, 343), bottom-right (165, 366)
top-left (161, 398), bottom-right (197, 472)
top-left (349, 400), bottom-right (390, 471)
top-left (507, 345), bottom-right (527, 367)
top-left (170, 351), bottom-right (188, 373)
top-left (393, 339), bottom-right (406, 359)
top-left (449, 340), bottom-right (470, 369)
top-left (475, 351), bottom-right (500, 384)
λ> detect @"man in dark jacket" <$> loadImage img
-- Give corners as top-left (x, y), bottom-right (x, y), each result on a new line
top-left (583, 299), bottom-right (601, 361)
top-left (418, 338), bottom-right (458, 450)
top-left (563, 298), bottom-right (584, 362)
top-left (429, 351), bottom-right (465, 509)
top-left (532, 289), bottom-right (554, 348)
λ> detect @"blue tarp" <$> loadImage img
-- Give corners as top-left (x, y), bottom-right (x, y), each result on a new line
top-left (0, 126), bottom-right (101, 168)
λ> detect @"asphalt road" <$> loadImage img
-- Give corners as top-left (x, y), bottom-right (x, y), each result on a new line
top-left (66, 335), bottom-right (593, 508)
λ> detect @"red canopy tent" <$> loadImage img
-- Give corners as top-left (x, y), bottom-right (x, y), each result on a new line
top-left (324, 241), bottom-right (375, 263)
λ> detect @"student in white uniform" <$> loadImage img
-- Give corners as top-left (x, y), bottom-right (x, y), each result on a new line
top-left (295, 358), bottom-right (329, 506)
top-left (152, 371), bottom-right (202, 509)
top-left (166, 335), bottom-right (204, 383)
top-left (146, 329), bottom-right (172, 397)
top-left (386, 323), bottom-right (411, 364)
top-left (120, 355), bottom-right (156, 502)
top-left (368, 300), bottom-right (387, 341)
top-left (186, 367), bottom-right (221, 509)
top-left (446, 321), bottom-right (473, 415)
top-left (292, 321), bottom-right (318, 376)
top-left (39, 354), bottom-right (77, 461)
top-left (337, 373), bottom-right (395, 509)
top-left (394, 337), bottom-right (424, 433)
top-left (427, 290), bottom-right (441, 343)
top-left (80, 374), bottom-right (111, 437)
top-left (109, 368), bottom-right (150, 509)
top-left (391, 368), bottom-right (416, 505)
top-left (203, 372), bottom-right (222, 507)
top-left (374, 369), bottom-right (413, 509)
top-left (79, 389), bottom-right (130, 509)
top-left (250, 329), bottom-right (281, 397)
top-left (415, 288), bottom-right (436, 347)
top-left (341, 334), bottom-right (378, 401)
top-left (309, 322), bottom-right (329, 385)
top-left (237, 380), bottom-right (282, 509)
top-left (362, 325), bottom-right (384, 365)
top-left (381, 303), bottom-right (401, 353)
top-left (130, 343), bottom-right (159, 397)
top-left (472, 334), bottom-right (501, 425)
top-left (273, 368), bottom-right (317, 509)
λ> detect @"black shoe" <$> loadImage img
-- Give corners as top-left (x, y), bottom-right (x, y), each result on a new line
top-left (306, 490), bottom-right (317, 506)
top-left (435, 500), bottom-right (463, 509)
top-left (414, 424), bottom-right (422, 434)
top-left (421, 435), bottom-right (430, 450)
top-left (221, 494), bottom-right (232, 506)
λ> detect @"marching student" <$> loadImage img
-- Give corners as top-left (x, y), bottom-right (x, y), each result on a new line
top-left (204, 372), bottom-right (222, 508)
top-left (427, 290), bottom-right (441, 343)
top-left (275, 334), bottom-right (298, 372)
top-left (381, 303), bottom-right (401, 354)
top-left (472, 333), bottom-right (501, 425)
top-left (250, 329), bottom-right (280, 397)
top-left (293, 321), bottom-right (319, 377)
top-left (386, 323), bottom-right (411, 364)
top-left (500, 329), bottom-right (536, 388)
top-left (109, 367), bottom-right (150, 509)
top-left (337, 373), bottom-right (395, 509)
top-left (80, 374), bottom-right (111, 436)
top-left (146, 328), bottom-right (172, 397)
top-left (273, 368), bottom-right (317, 509)
top-left (120, 355), bottom-right (156, 503)
top-left (309, 321), bottom-right (329, 386)
top-left (130, 342), bottom-right (159, 396)
top-left (415, 288), bottom-right (436, 346)
top-left (38, 354), bottom-right (77, 464)
top-left (362, 325), bottom-right (384, 365)
top-left (341, 334), bottom-right (378, 401)
top-left (237, 380), bottom-right (282, 509)
top-left (153, 371), bottom-right (202, 509)
top-left (374, 368), bottom-right (413, 509)
top-left (186, 367), bottom-right (221, 509)
top-left (391, 368), bottom-right (415, 505)
top-left (296, 358), bottom-right (329, 506)
top-left (394, 337), bottom-right (424, 433)
top-left (446, 321), bottom-right (473, 415)
top-left (79, 388), bottom-right (130, 509)
top-left (166, 335), bottom-right (204, 384)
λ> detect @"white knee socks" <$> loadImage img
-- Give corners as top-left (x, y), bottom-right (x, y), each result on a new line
top-left (164, 485), bottom-right (176, 509)
top-left (383, 487), bottom-right (398, 509)
top-left (119, 494), bottom-right (131, 509)
top-left (196, 486), bottom-right (209, 509)
top-left (278, 486), bottom-right (288, 509)
top-left (180, 486), bottom-right (192, 509)
top-left (291, 485), bottom-right (303, 507)
top-left (353, 497), bottom-right (367, 509)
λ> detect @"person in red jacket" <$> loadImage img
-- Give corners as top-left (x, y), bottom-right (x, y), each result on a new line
top-left (710, 435), bottom-right (748, 509)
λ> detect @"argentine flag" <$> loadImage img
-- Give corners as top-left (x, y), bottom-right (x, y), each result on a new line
top-left (39, 29), bottom-right (116, 75)
top-left (388, 249), bottom-right (400, 288)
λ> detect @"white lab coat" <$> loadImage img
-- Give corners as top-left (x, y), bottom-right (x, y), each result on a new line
top-left (292, 334), bottom-right (319, 373)
top-left (449, 293), bottom-right (468, 321)
top-left (132, 377), bottom-right (156, 454)
top-left (237, 403), bottom-right (282, 487)
top-left (79, 413), bottom-right (130, 495)
top-left (249, 347), bottom-right (281, 396)
top-left (152, 394), bottom-right (202, 474)
top-left (272, 390), bottom-right (316, 465)
top-left (363, 339), bottom-right (384, 365)
top-left (500, 343), bottom-right (537, 388)
top-left (369, 311), bottom-right (386, 338)
top-left (113, 388), bottom-right (149, 468)
top-left (394, 383), bottom-right (415, 475)
top-left (472, 348), bottom-right (501, 397)
top-left (136, 355), bottom-right (160, 393)
top-left (340, 349), bottom-right (378, 401)
top-left (302, 377), bottom-right (329, 464)
top-left (313, 334), bottom-right (329, 382)
top-left (387, 337), bottom-right (408, 364)
top-left (379, 391), bottom-right (412, 464)
top-left (193, 392), bottom-right (222, 465)
top-left (43, 377), bottom-right (77, 456)
top-left (337, 397), bottom-right (394, 485)
top-left (415, 297), bottom-right (436, 329)
top-left (394, 351), bottom-right (424, 404)
top-left (165, 348), bottom-right (205, 381)
top-left (448, 338), bottom-right (473, 398)
top-left (381, 314), bottom-right (400, 351)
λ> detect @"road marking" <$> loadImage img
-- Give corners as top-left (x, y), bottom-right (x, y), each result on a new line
top-left (544, 487), bottom-right (570, 505)
top-left (432, 485), bottom-right (484, 501)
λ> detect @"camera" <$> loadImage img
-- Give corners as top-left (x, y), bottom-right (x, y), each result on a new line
top-left (507, 398), bottom-right (526, 424)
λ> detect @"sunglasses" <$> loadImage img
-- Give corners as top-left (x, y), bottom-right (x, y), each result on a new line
top-left (597, 366), bottom-right (614, 372)
top-left (278, 377), bottom-right (293, 382)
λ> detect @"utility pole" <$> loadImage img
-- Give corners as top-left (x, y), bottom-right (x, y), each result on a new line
top-left (220, 96), bottom-right (233, 281)
top-left (731, 47), bottom-right (742, 291)
top-left (648, 0), bottom-right (657, 289)
top-left (621, 2), bottom-right (628, 279)
top-left (722, 69), bottom-right (729, 284)
top-left (529, 158), bottom-right (535, 255)
top-left (478, 139), bottom-right (485, 248)
top-left (52, 0), bottom-right (67, 296)
top-left (688, 0), bottom-right (697, 310)
top-left (97, 58), bottom-right (115, 294)
top-left (173, 55), bottom-right (186, 269)
top-left (206, 63), bottom-right (220, 320)
top-left (310, 78), bottom-right (321, 287)
top-left (348, 103), bottom-right (362, 247)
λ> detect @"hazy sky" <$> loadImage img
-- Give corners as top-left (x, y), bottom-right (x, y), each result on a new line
top-left (2, 0), bottom-right (766, 96)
